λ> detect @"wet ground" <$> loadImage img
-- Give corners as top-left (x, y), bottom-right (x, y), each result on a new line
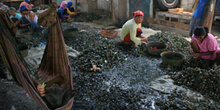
top-left (0, 13), bottom-right (220, 110)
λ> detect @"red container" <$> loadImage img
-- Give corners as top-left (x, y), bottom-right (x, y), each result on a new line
top-left (100, 30), bottom-right (118, 38)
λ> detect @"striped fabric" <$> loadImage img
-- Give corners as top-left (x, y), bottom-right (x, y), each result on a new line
top-left (37, 2), bottom-right (73, 90)
top-left (0, 2), bottom-right (73, 110)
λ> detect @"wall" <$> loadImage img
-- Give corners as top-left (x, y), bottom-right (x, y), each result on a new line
top-left (97, 0), bottom-right (111, 11)
top-left (180, 0), bottom-right (196, 12)
top-left (54, 0), bottom-right (153, 20)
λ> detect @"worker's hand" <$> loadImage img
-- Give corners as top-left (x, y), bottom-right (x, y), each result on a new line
top-left (141, 37), bottom-right (148, 42)
top-left (193, 54), bottom-right (201, 59)
top-left (189, 49), bottom-right (194, 55)
top-left (19, 24), bottom-right (26, 27)
top-left (30, 4), bottom-right (34, 8)
top-left (37, 84), bottom-right (45, 97)
top-left (67, 16), bottom-right (71, 19)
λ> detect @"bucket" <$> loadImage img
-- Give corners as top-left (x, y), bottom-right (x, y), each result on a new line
top-left (160, 51), bottom-right (185, 67)
top-left (18, 44), bottom-right (28, 57)
top-left (146, 42), bottom-right (167, 56)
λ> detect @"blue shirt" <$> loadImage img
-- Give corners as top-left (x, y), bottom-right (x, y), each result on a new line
top-left (57, 7), bottom-right (68, 18)
top-left (192, 0), bottom-right (207, 19)
top-left (193, 0), bottom-right (207, 19)
top-left (10, 13), bottom-right (22, 19)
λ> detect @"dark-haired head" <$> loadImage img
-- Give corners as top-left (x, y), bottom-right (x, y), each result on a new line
top-left (194, 26), bottom-right (207, 41)
top-left (203, 27), bottom-right (209, 33)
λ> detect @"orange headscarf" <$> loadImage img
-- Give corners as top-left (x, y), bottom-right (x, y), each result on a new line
top-left (133, 10), bottom-right (144, 18)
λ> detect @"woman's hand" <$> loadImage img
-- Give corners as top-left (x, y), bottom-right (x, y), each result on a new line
top-left (193, 54), bottom-right (202, 59)
top-left (37, 84), bottom-right (45, 97)
top-left (141, 37), bottom-right (148, 42)
top-left (67, 16), bottom-right (71, 19)
top-left (30, 4), bottom-right (34, 8)
top-left (19, 24), bottom-right (26, 27)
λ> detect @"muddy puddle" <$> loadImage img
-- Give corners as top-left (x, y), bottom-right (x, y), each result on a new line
top-left (1, 19), bottom-right (220, 109)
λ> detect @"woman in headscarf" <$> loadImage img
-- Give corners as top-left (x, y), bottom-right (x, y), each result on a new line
top-left (57, 1), bottom-right (70, 20)
top-left (9, 7), bottom-right (22, 26)
top-left (120, 10), bottom-right (148, 47)
top-left (64, 1), bottom-right (76, 16)
top-left (19, 0), bottom-right (34, 11)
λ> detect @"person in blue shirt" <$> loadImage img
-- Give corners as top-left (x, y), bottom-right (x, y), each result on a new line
top-left (57, 1), bottom-right (70, 20)
top-left (189, 0), bottom-right (207, 36)
top-left (9, 7), bottom-right (22, 27)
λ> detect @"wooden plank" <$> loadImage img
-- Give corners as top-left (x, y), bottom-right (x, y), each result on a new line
top-left (156, 11), bottom-right (192, 20)
top-left (146, 17), bottom-right (190, 31)
top-left (174, 23), bottom-right (190, 30)
top-left (166, 21), bottom-right (172, 27)
top-left (215, 11), bottom-right (220, 16)
top-left (4, 0), bottom-right (23, 2)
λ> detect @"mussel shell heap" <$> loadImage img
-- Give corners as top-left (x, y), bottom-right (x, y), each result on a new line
top-left (70, 31), bottom-right (127, 72)
top-left (73, 44), bottom-right (127, 72)
top-left (149, 31), bottom-right (189, 54)
top-left (16, 31), bottom-right (46, 48)
top-left (167, 67), bottom-right (220, 102)
top-left (117, 43), bottom-right (148, 57)
top-left (182, 57), bottom-right (213, 69)
top-left (155, 88), bottom-right (218, 109)
top-left (74, 13), bottom-right (102, 22)
top-left (150, 31), bottom-right (220, 103)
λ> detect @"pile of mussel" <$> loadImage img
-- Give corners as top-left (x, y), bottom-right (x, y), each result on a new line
top-left (72, 44), bottom-right (127, 72)
top-left (182, 57), bottom-right (213, 69)
top-left (149, 31), bottom-right (189, 54)
top-left (69, 31), bottom-right (127, 72)
top-left (116, 42), bottom-right (148, 57)
top-left (150, 31), bottom-right (220, 103)
top-left (74, 13), bottom-right (102, 22)
top-left (155, 90), bottom-right (219, 109)
top-left (16, 32), bottom-right (46, 48)
top-left (166, 67), bottom-right (220, 102)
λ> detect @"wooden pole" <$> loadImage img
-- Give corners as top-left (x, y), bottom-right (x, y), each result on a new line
top-left (200, 0), bottom-right (212, 26)
top-left (111, 0), bottom-right (116, 24)
top-left (207, 0), bottom-right (216, 33)
top-left (75, 0), bottom-right (77, 11)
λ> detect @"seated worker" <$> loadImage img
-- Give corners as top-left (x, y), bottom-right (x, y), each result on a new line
top-left (120, 10), bottom-right (148, 47)
top-left (64, 1), bottom-right (76, 17)
top-left (19, 6), bottom-right (41, 32)
top-left (190, 26), bottom-right (220, 64)
top-left (19, 0), bottom-right (34, 11)
top-left (57, 1), bottom-right (70, 20)
top-left (9, 7), bottom-right (22, 27)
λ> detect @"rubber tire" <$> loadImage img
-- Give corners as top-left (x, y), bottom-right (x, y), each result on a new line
top-left (156, 0), bottom-right (179, 11)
